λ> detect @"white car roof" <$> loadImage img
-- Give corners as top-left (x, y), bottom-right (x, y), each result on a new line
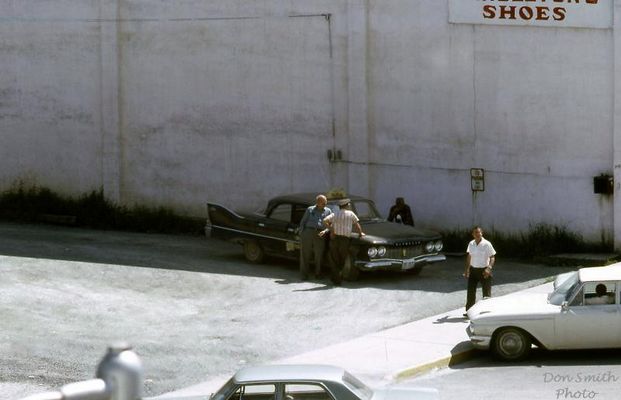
top-left (579, 262), bottom-right (621, 282)
top-left (233, 364), bottom-right (347, 384)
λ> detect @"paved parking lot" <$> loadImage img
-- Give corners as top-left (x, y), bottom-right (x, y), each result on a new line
top-left (0, 222), bottom-right (573, 398)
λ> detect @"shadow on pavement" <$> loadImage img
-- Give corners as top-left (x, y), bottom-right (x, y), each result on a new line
top-left (452, 348), bottom-right (621, 370)
top-left (0, 222), bottom-right (578, 292)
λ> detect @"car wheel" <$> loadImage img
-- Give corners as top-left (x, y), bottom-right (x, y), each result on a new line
top-left (243, 240), bottom-right (264, 263)
top-left (492, 327), bottom-right (531, 361)
top-left (343, 255), bottom-right (360, 281)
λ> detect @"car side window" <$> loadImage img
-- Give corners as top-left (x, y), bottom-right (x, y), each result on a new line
top-left (228, 384), bottom-right (276, 400)
top-left (269, 204), bottom-right (292, 223)
top-left (284, 383), bottom-right (333, 400)
top-left (584, 282), bottom-right (616, 305)
top-left (291, 204), bottom-right (307, 226)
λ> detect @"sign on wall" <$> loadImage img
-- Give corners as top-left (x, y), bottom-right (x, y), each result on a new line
top-left (449, 0), bottom-right (612, 29)
top-left (471, 168), bottom-right (485, 192)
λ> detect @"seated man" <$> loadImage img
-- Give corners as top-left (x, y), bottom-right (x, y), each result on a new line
top-left (585, 283), bottom-right (613, 305)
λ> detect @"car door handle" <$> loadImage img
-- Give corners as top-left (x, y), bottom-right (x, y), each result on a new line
top-left (287, 228), bottom-right (295, 232)
top-left (258, 223), bottom-right (265, 227)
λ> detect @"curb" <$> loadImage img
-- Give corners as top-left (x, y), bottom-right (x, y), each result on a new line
top-left (392, 347), bottom-right (480, 381)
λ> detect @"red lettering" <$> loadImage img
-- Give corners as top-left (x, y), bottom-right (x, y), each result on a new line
top-left (482, 5), bottom-right (496, 19)
top-left (518, 6), bottom-right (534, 20)
top-left (553, 7), bottom-right (566, 21)
top-left (536, 6), bottom-right (550, 20)
top-left (498, 6), bottom-right (517, 19)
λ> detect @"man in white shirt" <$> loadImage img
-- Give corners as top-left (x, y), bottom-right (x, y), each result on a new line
top-left (464, 226), bottom-right (496, 316)
top-left (585, 283), bottom-right (613, 305)
top-left (323, 198), bottom-right (365, 285)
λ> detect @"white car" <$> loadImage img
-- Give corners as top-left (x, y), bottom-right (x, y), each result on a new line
top-left (466, 263), bottom-right (621, 360)
top-left (209, 364), bottom-right (438, 400)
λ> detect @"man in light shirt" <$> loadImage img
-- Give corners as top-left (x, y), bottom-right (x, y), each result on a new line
top-left (463, 226), bottom-right (496, 316)
top-left (323, 198), bottom-right (365, 285)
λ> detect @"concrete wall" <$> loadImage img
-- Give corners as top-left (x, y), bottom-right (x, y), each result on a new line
top-left (366, 1), bottom-right (614, 240)
top-left (0, 0), bottom-right (617, 245)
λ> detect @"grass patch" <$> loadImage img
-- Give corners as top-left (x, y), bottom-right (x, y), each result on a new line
top-left (441, 223), bottom-right (612, 259)
top-left (0, 183), bottom-right (203, 235)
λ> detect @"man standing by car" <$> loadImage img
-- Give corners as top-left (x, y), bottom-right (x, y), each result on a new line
top-left (298, 194), bottom-right (332, 280)
top-left (464, 226), bottom-right (496, 316)
top-left (323, 199), bottom-right (365, 285)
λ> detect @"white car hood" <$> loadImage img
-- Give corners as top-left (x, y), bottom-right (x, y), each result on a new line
top-left (372, 386), bottom-right (438, 400)
top-left (468, 293), bottom-right (558, 321)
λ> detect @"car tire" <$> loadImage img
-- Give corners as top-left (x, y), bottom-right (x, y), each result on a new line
top-left (492, 327), bottom-right (531, 361)
top-left (243, 240), bottom-right (265, 264)
top-left (343, 255), bottom-right (360, 281)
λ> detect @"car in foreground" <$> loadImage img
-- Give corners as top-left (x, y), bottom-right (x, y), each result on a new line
top-left (206, 193), bottom-right (445, 280)
top-left (209, 364), bottom-right (437, 400)
top-left (466, 263), bottom-right (621, 361)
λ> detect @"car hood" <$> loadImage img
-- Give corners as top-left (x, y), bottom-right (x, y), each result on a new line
top-left (358, 221), bottom-right (442, 243)
top-left (468, 293), bottom-right (559, 321)
top-left (372, 386), bottom-right (438, 400)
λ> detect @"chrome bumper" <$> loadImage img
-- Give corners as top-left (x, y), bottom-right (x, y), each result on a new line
top-left (466, 325), bottom-right (491, 349)
top-left (354, 253), bottom-right (446, 271)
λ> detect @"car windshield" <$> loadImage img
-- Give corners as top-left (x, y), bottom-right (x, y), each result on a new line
top-left (328, 200), bottom-right (383, 221)
top-left (548, 271), bottom-right (580, 305)
top-left (342, 371), bottom-right (373, 400)
top-left (210, 377), bottom-right (236, 400)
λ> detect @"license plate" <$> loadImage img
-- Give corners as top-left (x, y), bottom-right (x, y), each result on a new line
top-left (402, 259), bottom-right (415, 270)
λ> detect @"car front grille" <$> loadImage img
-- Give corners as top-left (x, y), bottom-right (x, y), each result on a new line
top-left (385, 245), bottom-right (424, 259)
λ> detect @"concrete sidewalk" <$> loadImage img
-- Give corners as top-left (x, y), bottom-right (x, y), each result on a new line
top-left (158, 282), bottom-right (553, 398)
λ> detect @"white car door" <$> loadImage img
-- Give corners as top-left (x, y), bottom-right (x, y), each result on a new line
top-left (554, 281), bottom-right (620, 349)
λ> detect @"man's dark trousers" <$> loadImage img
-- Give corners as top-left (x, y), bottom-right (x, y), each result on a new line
top-left (300, 228), bottom-right (326, 279)
top-left (329, 235), bottom-right (350, 285)
top-left (465, 266), bottom-right (492, 310)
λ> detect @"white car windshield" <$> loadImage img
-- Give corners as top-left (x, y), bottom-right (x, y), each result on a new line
top-left (548, 271), bottom-right (580, 305)
top-left (342, 371), bottom-right (373, 400)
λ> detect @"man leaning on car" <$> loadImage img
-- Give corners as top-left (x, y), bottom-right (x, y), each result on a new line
top-left (298, 194), bottom-right (332, 280)
top-left (323, 198), bottom-right (365, 285)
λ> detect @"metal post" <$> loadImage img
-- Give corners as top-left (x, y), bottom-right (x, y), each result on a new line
top-left (18, 343), bottom-right (143, 400)
top-left (96, 343), bottom-right (143, 400)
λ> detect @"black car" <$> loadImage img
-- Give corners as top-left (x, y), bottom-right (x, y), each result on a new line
top-left (206, 193), bottom-right (445, 280)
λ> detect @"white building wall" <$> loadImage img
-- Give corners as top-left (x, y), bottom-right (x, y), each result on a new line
top-left (366, 0), bottom-right (614, 240)
top-left (0, 0), bottom-right (617, 245)
top-left (0, 1), bottom-right (103, 195)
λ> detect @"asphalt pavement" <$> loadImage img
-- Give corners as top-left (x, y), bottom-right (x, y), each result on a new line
top-left (157, 283), bottom-right (555, 398)
top-left (0, 222), bottom-right (584, 399)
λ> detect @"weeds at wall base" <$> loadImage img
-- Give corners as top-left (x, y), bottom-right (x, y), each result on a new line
top-left (0, 184), bottom-right (204, 235)
top-left (441, 224), bottom-right (613, 261)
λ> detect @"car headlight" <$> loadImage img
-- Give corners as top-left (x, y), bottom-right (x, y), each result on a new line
top-left (434, 240), bottom-right (443, 252)
top-left (425, 242), bottom-right (435, 252)
top-left (367, 247), bottom-right (378, 258)
top-left (377, 246), bottom-right (386, 257)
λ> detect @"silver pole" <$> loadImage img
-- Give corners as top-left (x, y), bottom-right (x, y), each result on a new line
top-left (96, 343), bottom-right (143, 400)
top-left (17, 343), bottom-right (143, 400)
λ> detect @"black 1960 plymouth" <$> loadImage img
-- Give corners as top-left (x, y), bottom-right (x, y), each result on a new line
top-left (206, 193), bottom-right (445, 280)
